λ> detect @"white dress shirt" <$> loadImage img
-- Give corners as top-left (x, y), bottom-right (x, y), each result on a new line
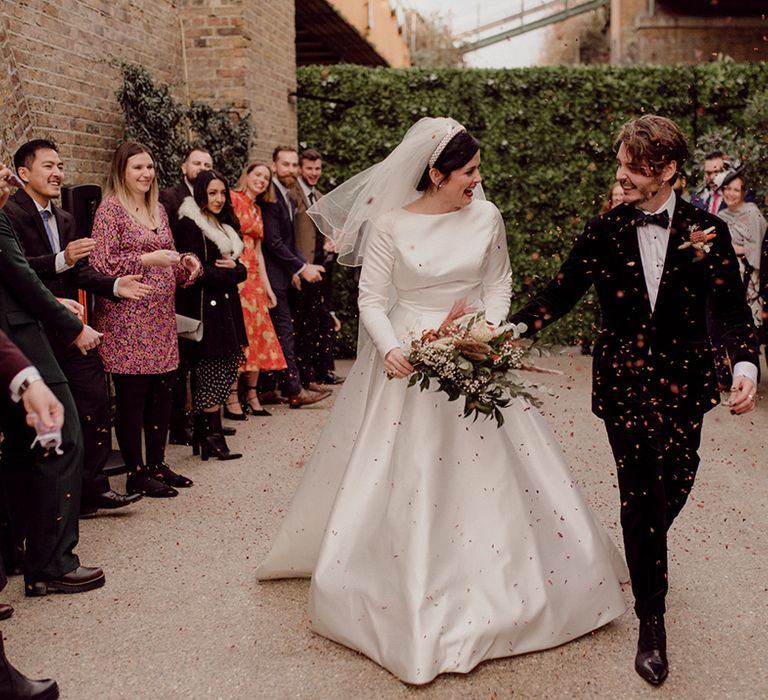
top-left (298, 177), bottom-right (315, 205)
top-left (636, 191), bottom-right (757, 385)
top-left (273, 179), bottom-right (293, 221)
top-left (32, 200), bottom-right (71, 273)
top-left (9, 367), bottom-right (42, 402)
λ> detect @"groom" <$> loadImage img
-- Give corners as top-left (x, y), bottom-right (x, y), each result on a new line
top-left (509, 115), bottom-right (759, 686)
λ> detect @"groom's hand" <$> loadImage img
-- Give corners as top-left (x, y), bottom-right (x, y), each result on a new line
top-left (728, 375), bottom-right (757, 415)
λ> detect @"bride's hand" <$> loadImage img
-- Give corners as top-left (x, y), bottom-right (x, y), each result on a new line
top-left (384, 348), bottom-right (414, 379)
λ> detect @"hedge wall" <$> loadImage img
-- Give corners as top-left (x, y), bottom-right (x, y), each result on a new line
top-left (297, 62), bottom-right (768, 353)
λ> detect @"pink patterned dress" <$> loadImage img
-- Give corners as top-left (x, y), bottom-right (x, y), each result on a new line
top-left (91, 195), bottom-right (197, 374)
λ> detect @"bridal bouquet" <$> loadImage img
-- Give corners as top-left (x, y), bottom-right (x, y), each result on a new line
top-left (406, 300), bottom-right (559, 428)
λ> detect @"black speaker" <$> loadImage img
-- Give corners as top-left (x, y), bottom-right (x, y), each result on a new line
top-left (60, 184), bottom-right (102, 236)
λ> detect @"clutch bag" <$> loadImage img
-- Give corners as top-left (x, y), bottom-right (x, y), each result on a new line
top-left (175, 313), bottom-right (203, 342)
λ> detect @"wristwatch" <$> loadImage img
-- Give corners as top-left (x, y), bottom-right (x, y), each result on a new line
top-left (17, 374), bottom-right (43, 397)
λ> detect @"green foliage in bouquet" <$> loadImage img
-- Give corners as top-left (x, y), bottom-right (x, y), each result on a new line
top-left (297, 62), bottom-right (768, 353)
top-left (407, 307), bottom-right (556, 428)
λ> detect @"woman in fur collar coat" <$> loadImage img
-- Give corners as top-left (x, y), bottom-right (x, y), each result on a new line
top-left (175, 170), bottom-right (248, 460)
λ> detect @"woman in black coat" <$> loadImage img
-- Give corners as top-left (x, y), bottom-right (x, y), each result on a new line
top-left (175, 170), bottom-right (248, 460)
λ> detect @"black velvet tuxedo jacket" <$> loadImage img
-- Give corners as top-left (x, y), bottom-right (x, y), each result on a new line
top-left (4, 189), bottom-right (118, 303)
top-left (261, 186), bottom-right (305, 291)
top-left (510, 197), bottom-right (759, 424)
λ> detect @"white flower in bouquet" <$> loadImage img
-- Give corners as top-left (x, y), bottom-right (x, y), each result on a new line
top-left (468, 323), bottom-right (497, 343)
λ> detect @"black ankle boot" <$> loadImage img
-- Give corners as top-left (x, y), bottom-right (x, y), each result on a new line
top-left (194, 411), bottom-right (242, 461)
top-left (635, 614), bottom-right (668, 686)
top-left (0, 632), bottom-right (59, 699)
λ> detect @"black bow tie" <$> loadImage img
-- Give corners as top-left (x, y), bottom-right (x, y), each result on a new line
top-left (634, 210), bottom-right (670, 229)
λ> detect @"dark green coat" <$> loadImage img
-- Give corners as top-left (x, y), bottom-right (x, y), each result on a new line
top-left (0, 210), bottom-right (83, 385)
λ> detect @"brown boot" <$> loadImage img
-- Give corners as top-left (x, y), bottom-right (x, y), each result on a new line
top-left (289, 388), bottom-right (331, 409)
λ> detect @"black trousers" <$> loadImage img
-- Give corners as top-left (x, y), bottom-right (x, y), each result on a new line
top-left (169, 342), bottom-right (193, 433)
top-left (0, 382), bottom-right (83, 581)
top-left (52, 343), bottom-right (111, 501)
top-left (293, 280), bottom-right (324, 386)
top-left (314, 305), bottom-right (336, 378)
top-left (112, 372), bottom-right (174, 474)
top-left (604, 411), bottom-right (703, 619)
top-left (266, 287), bottom-right (302, 396)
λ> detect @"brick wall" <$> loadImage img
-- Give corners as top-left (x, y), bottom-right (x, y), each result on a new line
top-left (610, 0), bottom-right (767, 64)
top-left (0, 0), bottom-right (297, 185)
top-left (179, 0), bottom-right (297, 164)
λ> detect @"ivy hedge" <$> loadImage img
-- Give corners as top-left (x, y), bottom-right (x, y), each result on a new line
top-left (297, 62), bottom-right (768, 353)
top-left (118, 63), bottom-right (252, 189)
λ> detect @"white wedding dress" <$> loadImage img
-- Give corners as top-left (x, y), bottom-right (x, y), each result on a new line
top-left (256, 199), bottom-right (628, 684)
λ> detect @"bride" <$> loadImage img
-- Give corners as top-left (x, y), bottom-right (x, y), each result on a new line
top-left (256, 117), bottom-right (628, 685)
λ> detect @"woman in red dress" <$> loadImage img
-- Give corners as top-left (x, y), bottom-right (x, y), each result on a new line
top-left (229, 162), bottom-right (287, 416)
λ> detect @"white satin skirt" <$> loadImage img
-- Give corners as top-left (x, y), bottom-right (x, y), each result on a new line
top-left (256, 331), bottom-right (629, 684)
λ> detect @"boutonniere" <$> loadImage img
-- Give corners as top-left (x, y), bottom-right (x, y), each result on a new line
top-left (678, 225), bottom-right (716, 258)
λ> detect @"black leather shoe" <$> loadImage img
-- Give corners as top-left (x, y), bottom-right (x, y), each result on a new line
top-left (81, 490), bottom-right (143, 516)
top-left (152, 463), bottom-right (193, 488)
top-left (318, 372), bottom-right (345, 385)
top-left (25, 566), bottom-right (105, 597)
top-left (126, 474), bottom-right (178, 498)
top-left (221, 426), bottom-right (237, 436)
top-left (635, 614), bottom-right (668, 686)
top-left (0, 603), bottom-right (13, 621)
top-left (0, 632), bottom-right (58, 699)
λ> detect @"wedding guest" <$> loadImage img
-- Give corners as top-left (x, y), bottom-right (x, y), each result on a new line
top-left (159, 147), bottom-right (214, 232)
top-left (160, 147), bottom-right (213, 446)
top-left (6, 139), bottom-right (146, 516)
top-left (601, 180), bottom-right (624, 212)
top-left (290, 149), bottom-right (338, 391)
top-left (690, 150), bottom-right (727, 213)
top-left (260, 146), bottom-right (329, 408)
top-left (175, 170), bottom-right (245, 460)
top-left (672, 168), bottom-right (689, 201)
top-left (0, 330), bottom-right (60, 699)
top-left (718, 171), bottom-right (767, 344)
top-left (0, 163), bottom-right (105, 597)
top-left (91, 142), bottom-right (201, 497)
top-left (230, 161), bottom-right (286, 417)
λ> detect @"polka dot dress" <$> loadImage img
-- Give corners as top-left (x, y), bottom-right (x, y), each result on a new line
top-left (192, 350), bottom-right (245, 412)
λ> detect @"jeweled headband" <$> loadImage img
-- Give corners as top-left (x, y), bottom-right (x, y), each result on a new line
top-left (428, 124), bottom-right (467, 169)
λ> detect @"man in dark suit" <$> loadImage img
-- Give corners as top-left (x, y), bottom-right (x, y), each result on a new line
top-left (290, 149), bottom-right (342, 388)
top-left (159, 146), bottom-right (213, 444)
top-left (159, 147), bottom-right (213, 232)
top-left (6, 140), bottom-right (145, 516)
top-left (690, 150), bottom-right (728, 214)
top-left (0, 329), bottom-right (60, 698)
top-left (510, 116), bottom-right (759, 686)
top-left (261, 146), bottom-right (329, 408)
top-left (0, 162), bottom-right (105, 597)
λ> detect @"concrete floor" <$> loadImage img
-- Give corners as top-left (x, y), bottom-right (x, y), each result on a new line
top-left (3, 355), bottom-right (767, 699)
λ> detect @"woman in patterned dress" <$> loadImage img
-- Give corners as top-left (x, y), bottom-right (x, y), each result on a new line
top-left (91, 142), bottom-right (201, 498)
top-left (229, 162), bottom-right (287, 417)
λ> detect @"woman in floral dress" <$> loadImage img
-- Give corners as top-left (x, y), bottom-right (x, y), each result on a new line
top-left (91, 141), bottom-right (200, 497)
top-left (229, 162), bottom-right (287, 416)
